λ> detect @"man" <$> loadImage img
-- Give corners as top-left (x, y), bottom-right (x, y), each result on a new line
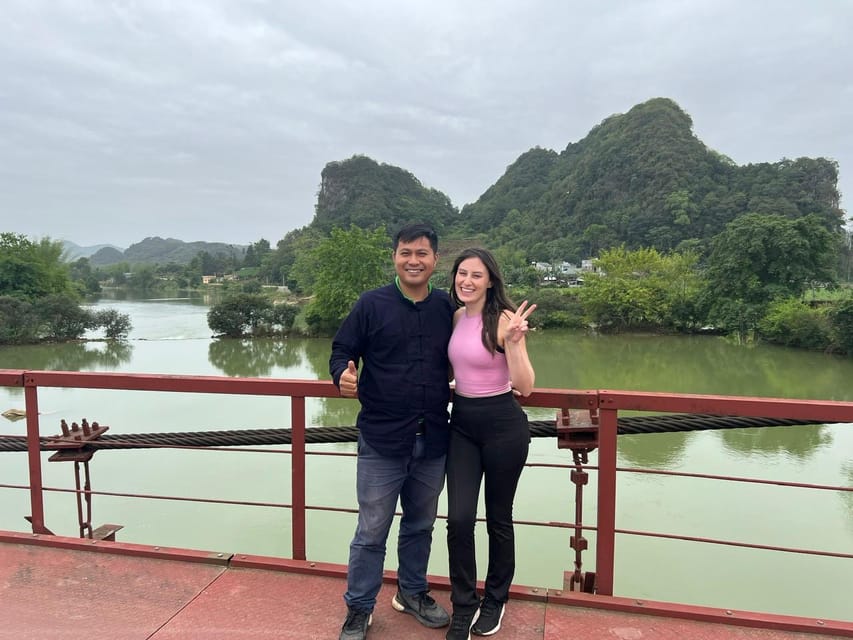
top-left (330, 223), bottom-right (454, 640)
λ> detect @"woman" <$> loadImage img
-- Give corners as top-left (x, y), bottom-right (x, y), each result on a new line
top-left (445, 247), bottom-right (535, 640)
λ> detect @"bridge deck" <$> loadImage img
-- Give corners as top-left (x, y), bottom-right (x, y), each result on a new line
top-left (1, 532), bottom-right (848, 640)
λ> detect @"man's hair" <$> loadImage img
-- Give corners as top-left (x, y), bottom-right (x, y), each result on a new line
top-left (392, 223), bottom-right (438, 253)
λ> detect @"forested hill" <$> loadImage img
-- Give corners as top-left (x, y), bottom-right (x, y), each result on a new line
top-left (313, 155), bottom-right (458, 234)
top-left (459, 97), bottom-right (844, 262)
top-left (89, 236), bottom-right (245, 266)
top-left (76, 97), bottom-right (843, 270)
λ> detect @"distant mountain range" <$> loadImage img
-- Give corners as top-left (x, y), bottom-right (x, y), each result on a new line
top-left (62, 237), bottom-right (246, 266)
top-left (61, 240), bottom-right (124, 261)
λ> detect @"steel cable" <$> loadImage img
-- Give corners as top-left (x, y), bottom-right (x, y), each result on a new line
top-left (0, 414), bottom-right (833, 452)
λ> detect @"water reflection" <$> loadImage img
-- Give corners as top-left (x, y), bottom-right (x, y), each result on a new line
top-left (0, 341), bottom-right (132, 373)
top-left (298, 337), bottom-right (362, 427)
top-left (618, 432), bottom-right (687, 468)
top-left (717, 425), bottom-right (832, 460)
top-left (208, 338), bottom-right (301, 377)
top-left (300, 338), bottom-right (335, 378)
top-left (843, 462), bottom-right (853, 531)
top-left (532, 331), bottom-right (853, 400)
top-left (97, 289), bottom-right (217, 307)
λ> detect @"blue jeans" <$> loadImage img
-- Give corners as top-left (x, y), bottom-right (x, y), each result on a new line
top-left (344, 434), bottom-right (447, 612)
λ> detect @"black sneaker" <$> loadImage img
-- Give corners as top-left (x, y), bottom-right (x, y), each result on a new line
top-left (391, 589), bottom-right (451, 628)
top-left (446, 609), bottom-right (479, 640)
top-left (339, 607), bottom-right (372, 640)
top-left (471, 597), bottom-right (505, 636)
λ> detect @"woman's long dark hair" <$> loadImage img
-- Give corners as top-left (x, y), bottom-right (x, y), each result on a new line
top-left (450, 247), bottom-right (516, 354)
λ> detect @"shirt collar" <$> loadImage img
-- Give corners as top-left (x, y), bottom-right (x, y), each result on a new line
top-left (395, 275), bottom-right (432, 303)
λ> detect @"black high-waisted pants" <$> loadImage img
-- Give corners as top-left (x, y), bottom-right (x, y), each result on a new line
top-left (446, 391), bottom-right (530, 612)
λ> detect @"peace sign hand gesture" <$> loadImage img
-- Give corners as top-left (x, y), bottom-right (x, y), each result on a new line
top-left (505, 300), bottom-right (536, 345)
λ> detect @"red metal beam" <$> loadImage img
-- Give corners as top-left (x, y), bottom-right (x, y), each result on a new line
top-left (0, 370), bottom-right (24, 386)
top-left (23, 370), bottom-right (342, 398)
top-left (521, 388), bottom-right (599, 410)
top-left (599, 390), bottom-right (853, 422)
top-left (0, 529), bottom-right (231, 565)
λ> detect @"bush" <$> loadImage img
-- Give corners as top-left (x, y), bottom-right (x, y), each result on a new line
top-left (525, 288), bottom-right (586, 329)
top-left (94, 308), bottom-right (133, 340)
top-left (208, 293), bottom-right (271, 337)
top-left (828, 299), bottom-right (853, 354)
top-left (35, 294), bottom-right (96, 341)
top-left (268, 303), bottom-right (298, 333)
top-left (207, 293), bottom-right (296, 337)
top-left (0, 295), bottom-right (131, 344)
top-left (757, 298), bottom-right (831, 350)
top-left (0, 296), bottom-right (38, 344)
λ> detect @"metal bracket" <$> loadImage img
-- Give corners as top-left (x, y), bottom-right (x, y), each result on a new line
top-left (556, 407), bottom-right (600, 594)
top-left (555, 407), bottom-right (599, 454)
top-left (44, 419), bottom-right (122, 541)
top-left (44, 419), bottom-right (109, 450)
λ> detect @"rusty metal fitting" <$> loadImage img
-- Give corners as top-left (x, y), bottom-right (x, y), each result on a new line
top-left (556, 407), bottom-right (600, 452)
top-left (45, 419), bottom-right (109, 452)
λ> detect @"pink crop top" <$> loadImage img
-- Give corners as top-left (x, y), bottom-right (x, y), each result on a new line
top-left (448, 311), bottom-right (512, 398)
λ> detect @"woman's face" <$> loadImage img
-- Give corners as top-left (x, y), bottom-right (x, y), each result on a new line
top-left (454, 256), bottom-right (492, 306)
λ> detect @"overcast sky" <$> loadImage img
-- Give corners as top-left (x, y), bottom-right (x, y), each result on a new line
top-left (1, 1), bottom-right (851, 249)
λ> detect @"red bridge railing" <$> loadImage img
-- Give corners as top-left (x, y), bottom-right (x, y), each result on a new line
top-left (1, 369), bottom-right (851, 616)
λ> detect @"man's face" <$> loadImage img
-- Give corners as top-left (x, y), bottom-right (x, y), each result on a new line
top-left (393, 236), bottom-right (438, 291)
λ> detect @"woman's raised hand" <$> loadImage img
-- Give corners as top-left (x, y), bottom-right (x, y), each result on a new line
top-left (505, 300), bottom-right (536, 344)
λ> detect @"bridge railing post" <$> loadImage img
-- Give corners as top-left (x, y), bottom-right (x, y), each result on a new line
top-left (290, 395), bottom-right (306, 560)
top-left (24, 376), bottom-right (49, 534)
top-left (595, 405), bottom-right (618, 596)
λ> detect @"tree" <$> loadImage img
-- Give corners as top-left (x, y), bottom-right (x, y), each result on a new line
top-left (0, 233), bottom-right (76, 300)
top-left (703, 213), bottom-right (838, 335)
top-left (69, 257), bottom-right (102, 295)
top-left (578, 246), bottom-right (703, 331)
top-left (0, 296), bottom-right (38, 344)
top-left (0, 235), bottom-right (133, 344)
top-left (285, 228), bottom-right (325, 294)
top-left (243, 238), bottom-right (272, 269)
top-left (305, 225), bottom-right (390, 333)
top-left (127, 264), bottom-right (158, 290)
top-left (207, 293), bottom-right (296, 338)
top-left (94, 308), bottom-right (133, 340)
top-left (36, 294), bottom-right (95, 341)
top-left (207, 293), bottom-right (272, 338)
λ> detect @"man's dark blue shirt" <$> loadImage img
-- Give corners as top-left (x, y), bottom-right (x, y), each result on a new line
top-left (330, 282), bottom-right (455, 457)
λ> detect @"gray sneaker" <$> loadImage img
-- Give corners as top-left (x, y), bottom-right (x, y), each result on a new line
top-left (339, 607), bottom-right (373, 640)
top-left (391, 589), bottom-right (451, 628)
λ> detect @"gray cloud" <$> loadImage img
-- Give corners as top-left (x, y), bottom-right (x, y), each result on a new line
top-left (1, 0), bottom-right (851, 247)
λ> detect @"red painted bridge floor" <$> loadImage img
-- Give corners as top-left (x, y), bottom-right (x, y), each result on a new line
top-left (0, 532), bottom-right (849, 640)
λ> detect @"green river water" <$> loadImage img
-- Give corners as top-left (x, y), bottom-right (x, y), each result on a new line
top-left (0, 293), bottom-right (850, 621)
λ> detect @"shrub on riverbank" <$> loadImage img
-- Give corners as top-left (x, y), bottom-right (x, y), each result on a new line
top-left (829, 299), bottom-right (853, 354)
top-left (0, 294), bottom-right (132, 344)
top-left (757, 299), bottom-right (831, 350)
top-left (207, 293), bottom-right (298, 338)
